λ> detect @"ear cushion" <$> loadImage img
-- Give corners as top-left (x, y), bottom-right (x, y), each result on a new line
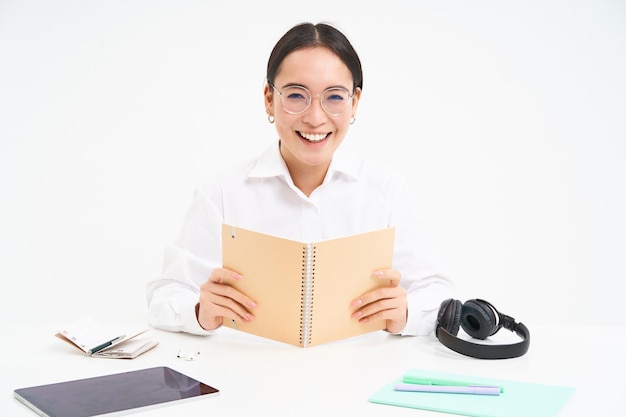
top-left (437, 298), bottom-right (462, 336)
top-left (460, 299), bottom-right (499, 340)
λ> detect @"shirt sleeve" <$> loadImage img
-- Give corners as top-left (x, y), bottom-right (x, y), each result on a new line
top-left (386, 173), bottom-right (456, 336)
top-left (145, 187), bottom-right (223, 336)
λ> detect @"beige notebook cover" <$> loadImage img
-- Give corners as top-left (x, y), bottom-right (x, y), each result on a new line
top-left (221, 224), bottom-right (395, 347)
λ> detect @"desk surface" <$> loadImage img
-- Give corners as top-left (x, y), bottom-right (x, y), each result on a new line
top-left (1, 321), bottom-right (624, 417)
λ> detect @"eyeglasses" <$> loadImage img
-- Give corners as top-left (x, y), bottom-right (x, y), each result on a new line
top-left (271, 84), bottom-right (354, 117)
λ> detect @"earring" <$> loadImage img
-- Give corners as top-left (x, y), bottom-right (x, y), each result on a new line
top-left (268, 115), bottom-right (275, 124)
top-left (349, 116), bottom-right (356, 124)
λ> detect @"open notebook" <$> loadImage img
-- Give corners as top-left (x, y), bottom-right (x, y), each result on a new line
top-left (221, 224), bottom-right (395, 347)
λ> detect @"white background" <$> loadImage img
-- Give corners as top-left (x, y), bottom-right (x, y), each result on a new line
top-left (1, 0), bottom-right (624, 330)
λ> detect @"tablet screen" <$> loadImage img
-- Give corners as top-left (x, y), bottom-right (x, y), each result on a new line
top-left (14, 366), bottom-right (219, 417)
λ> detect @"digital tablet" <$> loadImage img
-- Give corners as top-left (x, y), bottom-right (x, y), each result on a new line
top-left (13, 366), bottom-right (219, 417)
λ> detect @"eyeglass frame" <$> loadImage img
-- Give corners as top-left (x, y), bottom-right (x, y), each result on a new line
top-left (270, 83), bottom-right (356, 117)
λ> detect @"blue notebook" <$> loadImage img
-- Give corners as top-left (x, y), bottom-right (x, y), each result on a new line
top-left (369, 368), bottom-right (575, 417)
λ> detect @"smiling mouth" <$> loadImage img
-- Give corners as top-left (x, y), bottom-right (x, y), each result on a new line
top-left (298, 131), bottom-right (330, 143)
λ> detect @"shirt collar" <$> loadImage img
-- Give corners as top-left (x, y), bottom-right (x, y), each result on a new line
top-left (249, 141), bottom-right (361, 181)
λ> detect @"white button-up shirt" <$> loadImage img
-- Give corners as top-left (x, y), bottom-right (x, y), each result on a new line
top-left (146, 142), bottom-right (454, 336)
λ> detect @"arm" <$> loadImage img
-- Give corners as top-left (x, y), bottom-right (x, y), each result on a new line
top-left (351, 173), bottom-right (455, 335)
top-left (145, 187), bottom-right (224, 335)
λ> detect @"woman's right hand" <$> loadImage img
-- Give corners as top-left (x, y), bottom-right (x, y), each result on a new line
top-left (196, 268), bottom-right (257, 330)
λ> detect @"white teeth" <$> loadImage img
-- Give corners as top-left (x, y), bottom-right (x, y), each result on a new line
top-left (300, 132), bottom-right (328, 142)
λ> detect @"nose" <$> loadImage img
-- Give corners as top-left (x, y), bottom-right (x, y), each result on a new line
top-left (301, 96), bottom-right (327, 125)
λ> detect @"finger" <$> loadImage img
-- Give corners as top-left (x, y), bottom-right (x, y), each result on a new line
top-left (372, 269), bottom-right (401, 287)
top-left (199, 286), bottom-right (256, 326)
top-left (209, 267), bottom-right (243, 284)
top-left (352, 293), bottom-right (401, 319)
top-left (201, 280), bottom-right (257, 310)
top-left (359, 306), bottom-right (406, 334)
top-left (205, 293), bottom-right (255, 322)
top-left (351, 285), bottom-right (404, 310)
top-left (353, 298), bottom-right (407, 332)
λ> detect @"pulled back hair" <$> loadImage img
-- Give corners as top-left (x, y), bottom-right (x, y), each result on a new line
top-left (266, 22), bottom-right (363, 92)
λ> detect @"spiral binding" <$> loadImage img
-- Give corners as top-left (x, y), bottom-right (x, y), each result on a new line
top-left (300, 243), bottom-right (315, 347)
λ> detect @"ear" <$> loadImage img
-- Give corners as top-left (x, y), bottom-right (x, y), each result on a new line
top-left (350, 87), bottom-right (362, 116)
top-left (264, 83), bottom-right (274, 116)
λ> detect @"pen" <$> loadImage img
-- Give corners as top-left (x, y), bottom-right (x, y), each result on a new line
top-left (394, 383), bottom-right (501, 396)
top-left (402, 376), bottom-right (504, 393)
top-left (87, 335), bottom-right (125, 355)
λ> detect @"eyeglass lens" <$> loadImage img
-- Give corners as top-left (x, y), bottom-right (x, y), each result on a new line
top-left (278, 86), bottom-right (351, 116)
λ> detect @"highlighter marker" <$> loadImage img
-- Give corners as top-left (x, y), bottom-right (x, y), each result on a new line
top-left (394, 383), bottom-right (501, 396)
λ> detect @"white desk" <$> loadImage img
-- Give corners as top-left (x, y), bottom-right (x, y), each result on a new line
top-left (2, 321), bottom-right (624, 416)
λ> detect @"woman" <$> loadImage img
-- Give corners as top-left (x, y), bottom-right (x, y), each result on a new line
top-left (146, 22), bottom-right (454, 337)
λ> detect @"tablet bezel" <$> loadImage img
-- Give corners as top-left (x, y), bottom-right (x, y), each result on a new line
top-left (13, 366), bottom-right (219, 417)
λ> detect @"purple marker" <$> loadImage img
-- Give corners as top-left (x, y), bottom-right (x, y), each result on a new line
top-left (394, 383), bottom-right (501, 396)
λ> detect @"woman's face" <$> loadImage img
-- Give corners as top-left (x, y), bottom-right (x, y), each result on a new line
top-left (265, 46), bottom-right (361, 172)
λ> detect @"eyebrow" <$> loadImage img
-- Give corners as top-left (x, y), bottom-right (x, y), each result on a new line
top-left (278, 82), bottom-right (351, 91)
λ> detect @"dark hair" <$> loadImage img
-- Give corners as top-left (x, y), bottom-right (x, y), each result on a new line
top-left (266, 22), bottom-right (363, 92)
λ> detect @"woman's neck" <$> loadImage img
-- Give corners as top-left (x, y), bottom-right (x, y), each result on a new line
top-left (291, 167), bottom-right (327, 197)
top-left (280, 147), bottom-right (329, 197)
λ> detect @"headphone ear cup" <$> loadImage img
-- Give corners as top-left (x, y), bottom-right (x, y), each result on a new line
top-left (437, 298), bottom-right (462, 336)
top-left (460, 299), bottom-right (499, 340)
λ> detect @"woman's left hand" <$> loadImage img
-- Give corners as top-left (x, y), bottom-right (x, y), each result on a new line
top-left (350, 269), bottom-right (407, 334)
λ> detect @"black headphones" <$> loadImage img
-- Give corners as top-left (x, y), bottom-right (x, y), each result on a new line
top-left (436, 298), bottom-right (530, 359)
